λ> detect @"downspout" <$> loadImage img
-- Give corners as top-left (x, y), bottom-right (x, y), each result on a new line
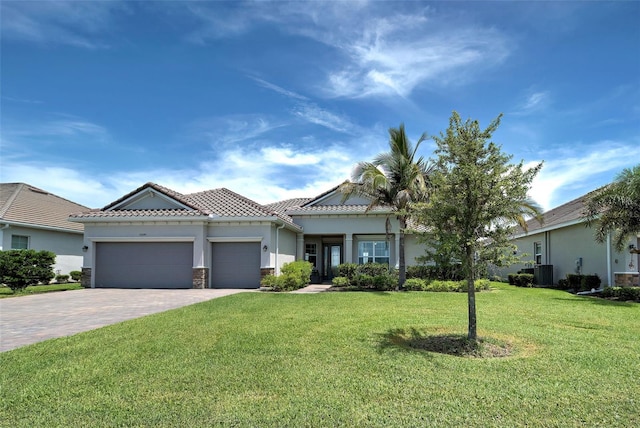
top-left (0, 223), bottom-right (9, 251)
top-left (275, 222), bottom-right (285, 275)
top-left (606, 232), bottom-right (612, 287)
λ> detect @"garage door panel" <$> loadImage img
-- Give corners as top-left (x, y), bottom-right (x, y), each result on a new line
top-left (96, 242), bottom-right (193, 289)
top-left (211, 242), bottom-right (260, 289)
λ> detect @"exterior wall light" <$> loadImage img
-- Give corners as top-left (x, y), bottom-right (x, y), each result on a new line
top-left (82, 245), bottom-right (89, 252)
top-left (263, 245), bottom-right (268, 252)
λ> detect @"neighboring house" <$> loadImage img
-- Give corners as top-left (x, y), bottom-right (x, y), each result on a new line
top-left (0, 183), bottom-right (89, 275)
top-left (70, 182), bottom-right (421, 289)
top-left (505, 191), bottom-right (640, 287)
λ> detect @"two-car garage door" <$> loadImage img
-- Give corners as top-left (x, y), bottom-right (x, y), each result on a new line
top-left (94, 241), bottom-right (261, 289)
top-left (95, 242), bottom-right (193, 289)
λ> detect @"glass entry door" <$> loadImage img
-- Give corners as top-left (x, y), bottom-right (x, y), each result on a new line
top-left (323, 244), bottom-right (342, 280)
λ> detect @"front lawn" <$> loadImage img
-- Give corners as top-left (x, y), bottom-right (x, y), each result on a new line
top-left (0, 283), bottom-right (82, 298)
top-left (1, 283), bottom-right (638, 426)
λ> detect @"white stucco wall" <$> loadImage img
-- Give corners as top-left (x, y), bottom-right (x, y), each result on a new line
top-left (0, 225), bottom-right (83, 275)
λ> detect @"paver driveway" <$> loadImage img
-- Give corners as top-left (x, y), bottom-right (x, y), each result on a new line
top-left (0, 288), bottom-right (249, 352)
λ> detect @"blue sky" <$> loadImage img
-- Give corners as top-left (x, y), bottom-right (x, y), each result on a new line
top-left (1, 1), bottom-right (639, 211)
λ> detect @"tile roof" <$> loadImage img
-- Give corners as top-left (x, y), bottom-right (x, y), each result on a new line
top-left (515, 190), bottom-right (598, 235)
top-left (285, 204), bottom-right (390, 215)
top-left (0, 183), bottom-right (89, 232)
top-left (71, 183), bottom-right (299, 228)
top-left (264, 197), bottom-right (313, 213)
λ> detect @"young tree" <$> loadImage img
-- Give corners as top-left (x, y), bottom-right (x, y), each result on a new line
top-left (415, 112), bottom-right (542, 342)
top-left (584, 164), bottom-right (640, 252)
top-left (341, 123), bottom-right (432, 290)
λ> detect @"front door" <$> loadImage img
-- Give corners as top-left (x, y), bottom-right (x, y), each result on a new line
top-left (323, 244), bottom-right (342, 280)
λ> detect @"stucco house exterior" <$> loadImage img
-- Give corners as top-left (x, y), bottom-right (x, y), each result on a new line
top-left (0, 182), bottom-right (89, 275)
top-left (505, 191), bottom-right (639, 287)
top-left (70, 182), bottom-right (420, 289)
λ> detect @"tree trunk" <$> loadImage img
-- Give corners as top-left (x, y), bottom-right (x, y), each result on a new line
top-left (398, 216), bottom-right (407, 291)
top-left (466, 245), bottom-right (477, 342)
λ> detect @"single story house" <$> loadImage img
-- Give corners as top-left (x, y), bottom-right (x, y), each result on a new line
top-left (70, 182), bottom-right (421, 289)
top-left (0, 182), bottom-right (89, 275)
top-left (505, 191), bottom-right (639, 287)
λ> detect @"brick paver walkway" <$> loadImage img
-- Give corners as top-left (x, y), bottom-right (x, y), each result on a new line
top-left (0, 288), bottom-right (248, 352)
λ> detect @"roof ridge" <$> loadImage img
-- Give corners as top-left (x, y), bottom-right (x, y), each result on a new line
top-left (0, 183), bottom-right (24, 218)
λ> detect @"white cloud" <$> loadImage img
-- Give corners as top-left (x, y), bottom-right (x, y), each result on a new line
top-left (249, 76), bottom-right (309, 101)
top-left (0, 1), bottom-right (126, 48)
top-left (512, 90), bottom-right (552, 115)
top-left (292, 104), bottom-right (358, 134)
top-left (528, 141), bottom-right (638, 211)
top-left (184, 3), bottom-right (511, 100)
top-left (261, 147), bottom-right (320, 166)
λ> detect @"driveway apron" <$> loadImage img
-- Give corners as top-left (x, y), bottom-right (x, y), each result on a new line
top-left (0, 288), bottom-right (248, 352)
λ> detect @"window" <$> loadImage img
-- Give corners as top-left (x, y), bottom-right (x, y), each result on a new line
top-left (11, 235), bottom-right (29, 250)
top-left (358, 241), bottom-right (389, 265)
top-left (534, 241), bottom-right (542, 265)
top-left (305, 243), bottom-right (317, 266)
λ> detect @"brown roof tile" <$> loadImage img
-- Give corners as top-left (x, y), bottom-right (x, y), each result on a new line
top-left (0, 183), bottom-right (89, 232)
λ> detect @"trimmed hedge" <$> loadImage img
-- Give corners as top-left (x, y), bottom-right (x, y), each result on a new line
top-left (509, 273), bottom-right (534, 287)
top-left (600, 286), bottom-right (640, 302)
top-left (401, 278), bottom-right (491, 292)
top-left (260, 261), bottom-right (313, 292)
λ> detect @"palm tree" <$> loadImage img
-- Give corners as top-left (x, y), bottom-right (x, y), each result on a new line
top-left (585, 164), bottom-right (640, 252)
top-left (341, 124), bottom-right (432, 290)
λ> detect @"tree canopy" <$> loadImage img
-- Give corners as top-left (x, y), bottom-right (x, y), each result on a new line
top-left (585, 164), bottom-right (640, 252)
top-left (341, 123), bottom-right (432, 289)
top-left (415, 111), bottom-right (542, 342)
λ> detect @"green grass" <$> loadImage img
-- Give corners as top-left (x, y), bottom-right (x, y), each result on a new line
top-left (1, 283), bottom-right (638, 427)
top-left (0, 283), bottom-right (82, 298)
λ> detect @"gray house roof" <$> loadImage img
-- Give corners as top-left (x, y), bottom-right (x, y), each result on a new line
top-left (0, 183), bottom-right (89, 232)
top-left (71, 182), bottom-right (300, 229)
top-left (514, 190), bottom-right (598, 237)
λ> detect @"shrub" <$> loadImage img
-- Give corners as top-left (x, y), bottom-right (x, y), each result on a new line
top-left (475, 279), bottom-right (491, 291)
top-left (331, 276), bottom-right (350, 287)
top-left (426, 280), bottom-right (462, 292)
top-left (353, 273), bottom-right (374, 288)
top-left (515, 273), bottom-right (534, 287)
top-left (357, 263), bottom-right (388, 277)
top-left (403, 278), bottom-right (427, 291)
top-left (259, 261), bottom-right (313, 292)
top-left (0, 249), bottom-right (56, 292)
top-left (582, 274), bottom-right (601, 291)
top-left (260, 274), bottom-right (278, 288)
top-left (407, 265), bottom-right (431, 279)
top-left (507, 274), bottom-right (517, 285)
top-left (55, 274), bottom-right (70, 283)
top-left (557, 278), bottom-right (569, 290)
top-left (601, 286), bottom-right (640, 301)
top-left (372, 273), bottom-right (396, 291)
top-left (70, 270), bottom-right (82, 282)
top-left (338, 263), bottom-right (358, 280)
top-left (566, 274), bottom-right (583, 290)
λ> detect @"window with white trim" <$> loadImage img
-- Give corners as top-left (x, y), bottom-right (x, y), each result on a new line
top-left (11, 235), bottom-right (29, 250)
top-left (534, 241), bottom-right (542, 265)
top-left (358, 241), bottom-right (389, 265)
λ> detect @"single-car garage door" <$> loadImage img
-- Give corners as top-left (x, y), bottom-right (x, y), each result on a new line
top-left (95, 242), bottom-right (193, 289)
top-left (211, 242), bottom-right (260, 288)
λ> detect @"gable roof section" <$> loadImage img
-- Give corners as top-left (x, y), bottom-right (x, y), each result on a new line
top-left (264, 197), bottom-right (313, 214)
top-left (285, 184), bottom-right (392, 216)
top-left (71, 183), bottom-right (300, 229)
top-left (0, 183), bottom-right (89, 232)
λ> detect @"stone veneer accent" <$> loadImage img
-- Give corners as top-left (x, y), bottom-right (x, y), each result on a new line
top-left (260, 268), bottom-right (275, 279)
top-left (614, 272), bottom-right (640, 287)
top-left (192, 267), bottom-right (209, 289)
top-left (81, 267), bottom-right (92, 288)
